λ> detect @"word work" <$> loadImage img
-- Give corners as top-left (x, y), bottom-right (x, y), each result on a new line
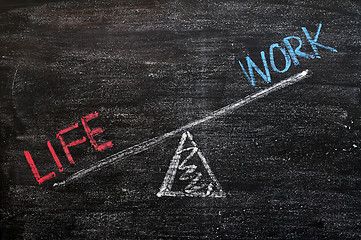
top-left (238, 23), bottom-right (337, 87)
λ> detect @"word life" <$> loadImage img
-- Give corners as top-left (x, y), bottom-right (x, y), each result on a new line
top-left (238, 23), bottom-right (338, 87)
top-left (24, 111), bottom-right (113, 185)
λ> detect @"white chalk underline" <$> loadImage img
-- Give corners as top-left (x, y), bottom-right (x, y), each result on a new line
top-left (53, 70), bottom-right (311, 188)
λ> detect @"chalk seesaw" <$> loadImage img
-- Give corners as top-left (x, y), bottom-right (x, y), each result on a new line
top-left (52, 70), bottom-right (312, 191)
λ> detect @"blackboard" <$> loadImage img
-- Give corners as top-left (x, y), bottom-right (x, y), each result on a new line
top-left (1, 0), bottom-right (360, 239)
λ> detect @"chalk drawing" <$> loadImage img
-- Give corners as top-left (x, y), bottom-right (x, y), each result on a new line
top-left (53, 70), bottom-right (311, 188)
top-left (157, 131), bottom-right (225, 197)
top-left (239, 24), bottom-right (337, 87)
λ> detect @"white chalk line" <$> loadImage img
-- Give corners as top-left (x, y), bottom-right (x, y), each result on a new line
top-left (53, 70), bottom-right (311, 188)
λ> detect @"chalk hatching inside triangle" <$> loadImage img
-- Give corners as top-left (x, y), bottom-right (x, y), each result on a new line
top-left (157, 131), bottom-right (225, 197)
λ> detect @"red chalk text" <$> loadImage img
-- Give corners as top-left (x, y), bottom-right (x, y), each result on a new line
top-left (24, 111), bottom-right (113, 185)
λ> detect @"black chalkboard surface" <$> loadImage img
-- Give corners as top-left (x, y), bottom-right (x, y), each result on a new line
top-left (1, 0), bottom-right (360, 239)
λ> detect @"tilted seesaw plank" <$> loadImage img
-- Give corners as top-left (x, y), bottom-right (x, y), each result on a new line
top-left (53, 70), bottom-right (311, 188)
